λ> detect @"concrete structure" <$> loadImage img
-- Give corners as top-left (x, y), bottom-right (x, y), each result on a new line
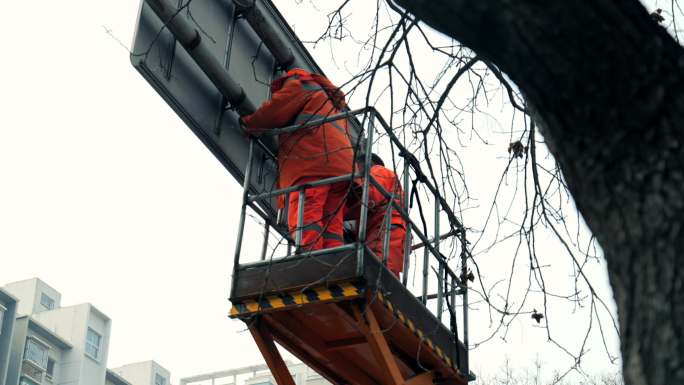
top-left (246, 363), bottom-right (327, 385)
top-left (110, 361), bottom-right (171, 385)
top-left (180, 364), bottom-right (269, 385)
top-left (6, 316), bottom-right (72, 385)
top-left (106, 369), bottom-right (133, 385)
top-left (3, 278), bottom-right (112, 385)
top-left (180, 362), bottom-right (328, 385)
top-left (4, 279), bottom-right (61, 317)
top-left (0, 289), bottom-right (18, 385)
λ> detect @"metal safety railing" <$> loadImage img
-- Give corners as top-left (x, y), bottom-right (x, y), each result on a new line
top-left (230, 107), bottom-right (470, 375)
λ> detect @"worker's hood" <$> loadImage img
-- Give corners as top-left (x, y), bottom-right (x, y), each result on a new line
top-left (271, 68), bottom-right (347, 109)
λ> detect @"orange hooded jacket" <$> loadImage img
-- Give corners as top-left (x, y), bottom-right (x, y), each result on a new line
top-left (242, 69), bottom-right (354, 192)
top-left (366, 164), bottom-right (406, 276)
top-left (367, 165), bottom-right (406, 231)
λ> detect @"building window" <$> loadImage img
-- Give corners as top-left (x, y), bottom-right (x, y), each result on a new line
top-left (155, 373), bottom-right (166, 385)
top-left (40, 293), bottom-right (55, 310)
top-left (85, 328), bottom-right (102, 360)
top-left (46, 357), bottom-right (56, 379)
top-left (24, 339), bottom-right (49, 369)
top-left (20, 378), bottom-right (40, 385)
top-left (0, 306), bottom-right (5, 335)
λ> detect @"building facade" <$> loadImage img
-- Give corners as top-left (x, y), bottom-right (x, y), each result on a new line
top-left (110, 361), bottom-right (172, 385)
top-left (6, 315), bottom-right (72, 385)
top-left (180, 362), bottom-right (328, 385)
top-left (106, 369), bottom-right (133, 385)
top-left (3, 278), bottom-right (112, 385)
top-left (0, 289), bottom-right (18, 385)
top-left (0, 278), bottom-right (175, 385)
top-left (4, 279), bottom-right (61, 317)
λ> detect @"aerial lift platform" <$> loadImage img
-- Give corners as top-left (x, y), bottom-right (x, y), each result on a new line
top-left (227, 107), bottom-right (472, 385)
top-left (131, 1), bottom-right (474, 384)
top-left (230, 248), bottom-right (468, 385)
top-left (231, 253), bottom-right (466, 385)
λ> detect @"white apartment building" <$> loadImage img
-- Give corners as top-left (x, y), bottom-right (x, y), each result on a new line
top-left (110, 361), bottom-right (172, 385)
top-left (0, 278), bottom-right (174, 385)
top-left (180, 362), bottom-right (328, 385)
top-left (3, 278), bottom-right (112, 385)
top-left (4, 279), bottom-right (61, 318)
top-left (0, 289), bottom-right (18, 385)
top-left (7, 315), bottom-right (72, 385)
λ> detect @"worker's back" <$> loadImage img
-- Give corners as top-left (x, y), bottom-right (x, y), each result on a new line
top-left (243, 70), bottom-right (354, 189)
top-left (366, 164), bottom-right (406, 276)
top-left (367, 164), bottom-right (405, 229)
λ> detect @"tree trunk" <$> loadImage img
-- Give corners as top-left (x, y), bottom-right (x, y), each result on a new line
top-left (392, 1), bottom-right (684, 384)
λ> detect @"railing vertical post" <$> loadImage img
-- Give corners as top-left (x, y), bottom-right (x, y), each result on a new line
top-left (436, 192), bottom-right (444, 321)
top-left (402, 159), bottom-right (411, 286)
top-left (284, 192), bottom-right (293, 255)
top-left (450, 276), bottom-right (457, 341)
top-left (260, 222), bottom-right (270, 261)
top-left (450, 278), bottom-right (457, 323)
top-left (230, 139), bottom-right (255, 296)
top-left (461, 234), bottom-right (469, 378)
top-left (357, 111), bottom-right (375, 275)
top-left (295, 188), bottom-right (306, 249)
top-left (422, 241), bottom-right (429, 304)
top-left (382, 204), bottom-right (393, 268)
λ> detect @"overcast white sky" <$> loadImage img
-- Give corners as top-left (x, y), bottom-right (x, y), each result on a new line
top-left (6, 0), bottom-right (677, 383)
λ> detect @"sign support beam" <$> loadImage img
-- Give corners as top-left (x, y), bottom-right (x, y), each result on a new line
top-left (145, 0), bottom-right (256, 115)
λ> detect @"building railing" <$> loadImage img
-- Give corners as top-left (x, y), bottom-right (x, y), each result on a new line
top-left (231, 106), bottom-right (470, 375)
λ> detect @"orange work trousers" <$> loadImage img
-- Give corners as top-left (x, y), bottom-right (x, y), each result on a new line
top-left (288, 177), bottom-right (349, 251)
top-left (367, 223), bottom-right (406, 277)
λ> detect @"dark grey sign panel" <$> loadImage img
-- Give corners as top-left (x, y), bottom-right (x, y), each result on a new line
top-left (130, 0), bottom-right (326, 218)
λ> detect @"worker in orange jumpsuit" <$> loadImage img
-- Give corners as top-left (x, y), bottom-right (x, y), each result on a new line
top-left (358, 154), bottom-right (407, 277)
top-left (242, 68), bottom-right (354, 251)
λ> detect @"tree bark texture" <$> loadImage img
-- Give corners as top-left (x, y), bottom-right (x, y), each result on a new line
top-left (392, 1), bottom-right (684, 385)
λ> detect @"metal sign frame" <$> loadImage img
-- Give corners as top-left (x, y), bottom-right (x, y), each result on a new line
top-left (130, 0), bottom-right (330, 218)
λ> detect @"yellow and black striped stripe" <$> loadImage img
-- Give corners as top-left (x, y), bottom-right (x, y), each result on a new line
top-left (375, 292), bottom-right (458, 373)
top-left (230, 281), bottom-right (365, 318)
